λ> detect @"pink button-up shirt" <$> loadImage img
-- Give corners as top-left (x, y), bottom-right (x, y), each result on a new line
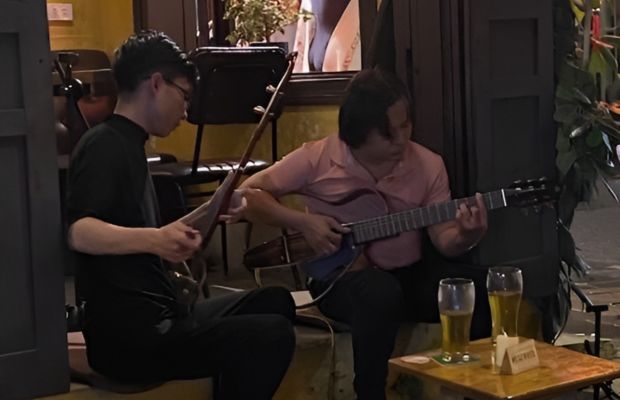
top-left (267, 134), bottom-right (451, 269)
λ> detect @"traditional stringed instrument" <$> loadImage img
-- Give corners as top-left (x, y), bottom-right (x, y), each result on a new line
top-left (168, 52), bottom-right (298, 308)
top-left (244, 179), bottom-right (556, 282)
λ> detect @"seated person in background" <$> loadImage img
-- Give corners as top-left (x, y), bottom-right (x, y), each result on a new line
top-left (294, 0), bottom-right (361, 72)
top-left (66, 30), bottom-right (295, 399)
top-left (240, 68), bottom-right (490, 400)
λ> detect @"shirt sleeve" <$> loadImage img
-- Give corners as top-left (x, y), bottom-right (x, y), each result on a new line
top-left (263, 142), bottom-right (317, 196)
top-left (66, 131), bottom-right (124, 225)
top-left (423, 157), bottom-right (452, 206)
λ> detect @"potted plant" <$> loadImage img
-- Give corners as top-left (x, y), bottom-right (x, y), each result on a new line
top-left (223, 0), bottom-right (311, 47)
top-left (555, 0), bottom-right (620, 248)
top-left (552, 0), bottom-right (620, 336)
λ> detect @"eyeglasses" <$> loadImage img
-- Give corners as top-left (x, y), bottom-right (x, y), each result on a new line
top-left (163, 77), bottom-right (192, 103)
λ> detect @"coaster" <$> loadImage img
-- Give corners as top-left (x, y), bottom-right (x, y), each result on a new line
top-left (431, 353), bottom-right (480, 366)
top-left (400, 355), bottom-right (431, 364)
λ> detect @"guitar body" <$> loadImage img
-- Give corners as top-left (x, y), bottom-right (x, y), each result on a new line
top-left (244, 232), bottom-right (362, 281)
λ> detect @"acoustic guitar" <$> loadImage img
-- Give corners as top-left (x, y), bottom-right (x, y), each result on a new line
top-left (244, 179), bottom-right (556, 281)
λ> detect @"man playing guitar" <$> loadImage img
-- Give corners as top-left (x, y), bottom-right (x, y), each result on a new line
top-left (240, 68), bottom-right (489, 400)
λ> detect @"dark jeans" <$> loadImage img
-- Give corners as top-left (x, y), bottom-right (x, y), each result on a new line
top-left (88, 286), bottom-right (296, 400)
top-left (308, 258), bottom-right (491, 400)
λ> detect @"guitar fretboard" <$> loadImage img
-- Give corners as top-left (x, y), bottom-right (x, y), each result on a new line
top-left (348, 190), bottom-right (506, 245)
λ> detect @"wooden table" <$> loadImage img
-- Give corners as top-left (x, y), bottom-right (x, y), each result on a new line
top-left (389, 338), bottom-right (620, 400)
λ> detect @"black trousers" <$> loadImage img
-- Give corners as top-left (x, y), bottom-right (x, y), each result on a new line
top-left (88, 286), bottom-right (296, 400)
top-left (308, 257), bottom-right (491, 400)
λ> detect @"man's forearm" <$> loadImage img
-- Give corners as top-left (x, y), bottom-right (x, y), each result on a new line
top-left (242, 189), bottom-right (308, 230)
top-left (68, 217), bottom-right (159, 256)
top-left (431, 224), bottom-right (480, 258)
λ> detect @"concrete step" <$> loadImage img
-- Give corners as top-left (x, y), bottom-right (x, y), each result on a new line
top-left (41, 380), bottom-right (213, 400)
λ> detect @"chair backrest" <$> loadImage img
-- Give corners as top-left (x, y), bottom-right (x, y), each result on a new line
top-left (52, 49), bottom-right (111, 70)
top-left (151, 173), bottom-right (188, 225)
top-left (187, 46), bottom-right (288, 125)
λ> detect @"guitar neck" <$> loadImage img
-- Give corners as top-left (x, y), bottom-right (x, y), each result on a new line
top-left (348, 190), bottom-right (507, 245)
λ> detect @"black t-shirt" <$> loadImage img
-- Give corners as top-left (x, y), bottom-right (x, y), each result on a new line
top-left (67, 114), bottom-right (177, 348)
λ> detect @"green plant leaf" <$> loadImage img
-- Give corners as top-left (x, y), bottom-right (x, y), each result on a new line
top-left (557, 221), bottom-right (577, 266)
top-left (597, 119), bottom-right (620, 140)
top-left (569, 121), bottom-right (591, 138)
top-left (600, 46), bottom-right (619, 73)
top-left (556, 84), bottom-right (578, 102)
top-left (575, 253), bottom-right (592, 275)
top-left (595, 166), bottom-right (620, 202)
top-left (600, 35), bottom-right (620, 48)
top-left (601, 131), bottom-right (613, 152)
top-left (556, 146), bottom-right (578, 177)
top-left (585, 128), bottom-right (603, 147)
top-left (557, 130), bottom-right (572, 152)
top-left (554, 104), bottom-right (581, 123)
top-left (558, 60), bottom-right (598, 101)
top-left (579, 159), bottom-right (599, 190)
top-left (588, 46), bottom-right (610, 76)
top-left (571, 87), bottom-right (593, 105)
top-left (224, 0), bottom-right (308, 44)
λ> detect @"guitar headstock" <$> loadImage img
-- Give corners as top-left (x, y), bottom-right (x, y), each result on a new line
top-left (503, 177), bottom-right (558, 208)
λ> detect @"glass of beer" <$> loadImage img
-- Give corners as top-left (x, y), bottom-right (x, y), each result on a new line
top-left (486, 266), bottom-right (523, 342)
top-left (438, 278), bottom-right (475, 363)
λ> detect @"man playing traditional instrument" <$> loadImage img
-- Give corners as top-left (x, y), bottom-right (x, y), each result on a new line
top-left (67, 30), bottom-right (295, 399)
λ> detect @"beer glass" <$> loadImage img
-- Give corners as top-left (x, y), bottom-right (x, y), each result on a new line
top-left (486, 266), bottom-right (523, 341)
top-left (438, 278), bottom-right (475, 363)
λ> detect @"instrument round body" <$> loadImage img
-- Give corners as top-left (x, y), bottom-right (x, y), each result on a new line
top-left (244, 232), bottom-right (361, 281)
top-left (243, 233), bottom-right (316, 270)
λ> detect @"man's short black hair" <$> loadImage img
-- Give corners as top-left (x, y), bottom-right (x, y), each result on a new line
top-left (113, 30), bottom-right (197, 93)
top-left (338, 68), bottom-right (412, 149)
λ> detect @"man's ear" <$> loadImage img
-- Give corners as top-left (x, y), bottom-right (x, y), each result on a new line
top-left (148, 72), bottom-right (164, 95)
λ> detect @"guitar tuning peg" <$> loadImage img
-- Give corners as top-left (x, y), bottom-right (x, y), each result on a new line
top-left (253, 105), bottom-right (266, 115)
top-left (266, 85), bottom-right (276, 94)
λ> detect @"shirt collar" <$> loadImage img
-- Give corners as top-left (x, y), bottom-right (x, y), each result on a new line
top-left (327, 133), bottom-right (413, 179)
top-left (326, 133), bottom-right (356, 168)
top-left (107, 114), bottom-right (149, 145)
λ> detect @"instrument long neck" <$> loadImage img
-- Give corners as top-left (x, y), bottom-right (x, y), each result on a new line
top-left (348, 190), bottom-right (506, 245)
